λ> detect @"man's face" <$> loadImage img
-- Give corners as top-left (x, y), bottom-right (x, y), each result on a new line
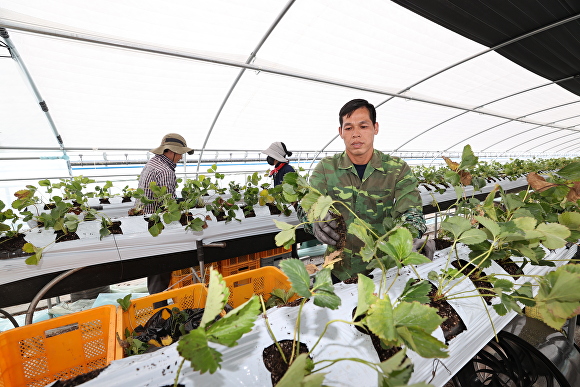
top-left (166, 150), bottom-right (183, 163)
top-left (339, 107), bottom-right (378, 162)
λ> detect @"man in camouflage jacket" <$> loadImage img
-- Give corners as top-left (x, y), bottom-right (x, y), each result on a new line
top-left (307, 99), bottom-right (428, 281)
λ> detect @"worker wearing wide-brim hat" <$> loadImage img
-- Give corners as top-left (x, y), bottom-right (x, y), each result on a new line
top-left (262, 142), bottom-right (295, 186)
top-left (134, 133), bottom-right (194, 305)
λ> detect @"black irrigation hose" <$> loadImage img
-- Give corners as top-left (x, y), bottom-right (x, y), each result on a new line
top-left (0, 308), bottom-right (19, 328)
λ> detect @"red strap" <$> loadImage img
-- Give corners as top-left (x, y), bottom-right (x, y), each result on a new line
top-left (269, 162), bottom-right (286, 176)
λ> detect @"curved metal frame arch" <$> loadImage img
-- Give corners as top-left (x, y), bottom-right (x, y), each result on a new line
top-left (194, 0), bottom-right (296, 174)
top-left (520, 124), bottom-right (580, 153)
top-left (544, 136), bottom-right (580, 154)
top-left (0, 28), bottom-right (72, 177)
top-left (399, 75), bottom-right (578, 152)
top-left (310, 12), bottom-right (580, 161)
top-left (482, 112), bottom-right (580, 152)
top-left (443, 100), bottom-right (580, 152)
top-left (3, 11), bottom-right (580, 163)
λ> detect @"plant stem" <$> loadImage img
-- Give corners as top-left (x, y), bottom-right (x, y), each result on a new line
top-left (173, 358), bottom-right (185, 387)
top-left (260, 295), bottom-right (287, 364)
top-left (307, 319), bottom-right (352, 356)
top-left (290, 298), bottom-right (307, 364)
top-left (313, 357), bottom-right (380, 373)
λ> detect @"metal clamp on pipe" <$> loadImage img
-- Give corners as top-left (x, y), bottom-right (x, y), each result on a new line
top-left (196, 240), bottom-right (226, 283)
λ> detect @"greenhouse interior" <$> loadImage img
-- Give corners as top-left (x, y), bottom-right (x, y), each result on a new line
top-left (2, 1), bottom-right (580, 386)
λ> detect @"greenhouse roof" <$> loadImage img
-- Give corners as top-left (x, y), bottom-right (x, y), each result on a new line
top-left (1, 1), bottom-right (580, 172)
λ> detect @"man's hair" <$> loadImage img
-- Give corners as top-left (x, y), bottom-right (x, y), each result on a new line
top-left (339, 99), bottom-right (377, 126)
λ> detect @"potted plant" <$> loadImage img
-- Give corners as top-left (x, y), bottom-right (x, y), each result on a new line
top-left (94, 180), bottom-right (114, 204)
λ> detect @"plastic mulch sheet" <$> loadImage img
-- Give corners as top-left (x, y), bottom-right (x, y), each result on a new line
top-left (73, 244), bottom-right (575, 387)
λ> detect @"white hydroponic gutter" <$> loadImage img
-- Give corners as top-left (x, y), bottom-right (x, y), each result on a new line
top-left (0, 177), bottom-right (529, 287)
top-left (67, 244), bottom-right (575, 387)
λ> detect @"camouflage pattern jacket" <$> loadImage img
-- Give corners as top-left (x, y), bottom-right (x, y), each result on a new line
top-left (306, 150), bottom-right (426, 280)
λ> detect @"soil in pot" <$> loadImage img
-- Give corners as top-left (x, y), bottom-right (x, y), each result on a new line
top-left (263, 339), bottom-right (310, 386)
top-left (434, 238), bottom-right (454, 250)
top-left (99, 198), bottom-right (111, 204)
top-left (495, 258), bottom-right (524, 278)
top-left (450, 260), bottom-right (495, 305)
top-left (241, 205), bottom-right (256, 218)
top-left (54, 230), bottom-right (80, 243)
top-left (266, 203), bottom-right (282, 215)
top-left (128, 208), bottom-right (143, 216)
top-left (179, 212), bottom-right (194, 226)
top-left (426, 284), bottom-right (467, 344)
top-left (121, 196), bottom-right (132, 203)
top-left (214, 210), bottom-right (227, 222)
top-left (44, 203), bottom-right (56, 210)
top-left (0, 234), bottom-right (33, 259)
top-left (68, 206), bottom-right (82, 215)
top-left (51, 366), bottom-right (108, 387)
top-left (107, 221), bottom-right (123, 235)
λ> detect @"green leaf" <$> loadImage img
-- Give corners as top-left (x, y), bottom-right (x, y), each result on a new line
top-left (310, 195), bottom-right (333, 222)
top-left (349, 222), bottom-right (375, 248)
top-left (378, 228), bottom-right (414, 261)
top-left (354, 274), bottom-right (376, 319)
top-left (399, 279), bottom-right (431, 304)
top-left (376, 349), bottom-right (413, 386)
top-left (459, 228), bottom-right (487, 245)
top-left (556, 161), bottom-right (580, 180)
top-left (536, 223), bottom-right (571, 249)
top-left (393, 301), bottom-right (443, 334)
top-left (273, 219), bottom-right (294, 231)
top-left (207, 296), bottom-right (260, 346)
top-left (23, 243), bottom-right (43, 265)
top-left (402, 252), bottom-right (431, 266)
top-left (458, 144), bottom-right (478, 170)
top-left (177, 328), bottom-right (222, 374)
top-left (201, 269), bottom-right (229, 328)
top-left (474, 216), bottom-right (500, 238)
top-left (397, 326), bottom-right (448, 358)
top-left (444, 170), bottom-right (460, 186)
top-left (275, 228), bottom-right (296, 248)
top-left (117, 294), bottom-right (132, 311)
top-left (367, 296), bottom-right (398, 346)
top-left (441, 216), bottom-right (471, 240)
top-left (279, 259), bottom-right (312, 298)
top-left (300, 191), bottom-right (320, 212)
top-left (512, 216), bottom-right (537, 231)
top-left (276, 353), bottom-right (319, 387)
top-left (313, 290), bottom-right (341, 309)
top-left (535, 264), bottom-right (580, 330)
top-left (558, 212), bottom-right (580, 231)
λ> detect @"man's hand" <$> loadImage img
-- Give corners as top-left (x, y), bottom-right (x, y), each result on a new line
top-left (313, 212), bottom-right (340, 246)
top-left (412, 238), bottom-right (435, 260)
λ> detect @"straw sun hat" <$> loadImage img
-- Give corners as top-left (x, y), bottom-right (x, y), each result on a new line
top-left (150, 133), bottom-right (194, 155)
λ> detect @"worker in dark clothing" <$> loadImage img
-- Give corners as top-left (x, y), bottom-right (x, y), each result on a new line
top-left (262, 142), bottom-right (295, 186)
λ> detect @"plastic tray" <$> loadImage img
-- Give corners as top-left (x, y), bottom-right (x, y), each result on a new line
top-left (121, 283), bottom-right (208, 338)
top-left (0, 305), bottom-right (121, 387)
top-left (223, 266), bottom-right (296, 308)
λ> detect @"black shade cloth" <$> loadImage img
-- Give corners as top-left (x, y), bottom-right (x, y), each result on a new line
top-left (393, 0), bottom-right (580, 97)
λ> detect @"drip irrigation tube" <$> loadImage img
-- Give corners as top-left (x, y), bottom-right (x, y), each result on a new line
top-left (0, 308), bottom-right (19, 328)
top-left (25, 267), bottom-right (85, 325)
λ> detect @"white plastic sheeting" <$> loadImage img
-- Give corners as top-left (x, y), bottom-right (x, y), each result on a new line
top-left (1, 0), bottom-right (579, 162)
top-left (65, 244), bottom-right (575, 387)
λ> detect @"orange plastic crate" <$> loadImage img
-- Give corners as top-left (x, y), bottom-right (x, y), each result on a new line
top-left (0, 305), bottom-right (121, 387)
top-left (217, 247), bottom-right (291, 277)
top-left (168, 265), bottom-right (216, 289)
top-left (223, 266), bottom-right (296, 308)
top-left (121, 283), bottom-right (208, 343)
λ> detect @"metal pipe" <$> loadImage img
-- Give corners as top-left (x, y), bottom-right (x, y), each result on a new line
top-left (195, 0), bottom-right (296, 174)
top-left (25, 267), bottom-right (85, 325)
top-left (0, 308), bottom-right (19, 328)
top-left (567, 315), bottom-right (577, 345)
top-left (0, 28), bottom-right (73, 177)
